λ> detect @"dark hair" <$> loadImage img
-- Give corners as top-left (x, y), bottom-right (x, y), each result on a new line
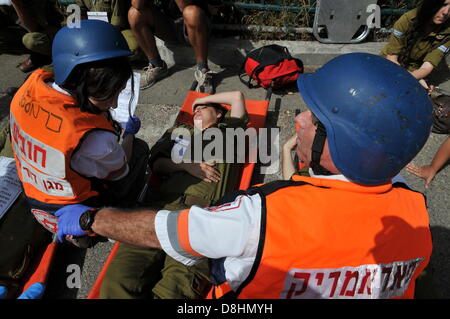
top-left (209, 103), bottom-right (228, 117)
top-left (61, 56), bottom-right (134, 116)
top-left (194, 103), bottom-right (228, 119)
top-left (399, 0), bottom-right (447, 67)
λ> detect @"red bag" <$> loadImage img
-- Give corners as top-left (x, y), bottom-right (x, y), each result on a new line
top-left (239, 45), bottom-right (303, 89)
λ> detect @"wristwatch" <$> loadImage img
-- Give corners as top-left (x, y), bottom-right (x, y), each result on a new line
top-left (79, 208), bottom-right (100, 233)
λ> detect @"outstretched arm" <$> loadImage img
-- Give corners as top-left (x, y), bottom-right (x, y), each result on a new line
top-left (407, 137), bottom-right (450, 188)
top-left (192, 91), bottom-right (246, 118)
top-left (55, 205), bottom-right (161, 248)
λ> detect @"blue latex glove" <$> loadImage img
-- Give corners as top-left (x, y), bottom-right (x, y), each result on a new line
top-left (123, 116), bottom-right (141, 138)
top-left (55, 204), bottom-right (92, 243)
top-left (0, 286), bottom-right (7, 299)
top-left (0, 283), bottom-right (45, 299)
top-left (17, 283), bottom-right (46, 299)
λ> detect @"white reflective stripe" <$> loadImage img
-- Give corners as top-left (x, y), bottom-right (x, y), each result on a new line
top-left (280, 258), bottom-right (424, 299)
top-left (17, 158), bottom-right (74, 198)
top-left (438, 45), bottom-right (448, 53)
top-left (393, 29), bottom-right (403, 37)
top-left (10, 115), bottom-right (66, 178)
top-left (155, 210), bottom-right (199, 267)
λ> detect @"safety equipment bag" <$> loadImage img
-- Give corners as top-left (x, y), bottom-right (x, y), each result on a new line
top-left (239, 44), bottom-right (303, 89)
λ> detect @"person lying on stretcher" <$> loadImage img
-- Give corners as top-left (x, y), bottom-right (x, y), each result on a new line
top-left (98, 91), bottom-right (249, 299)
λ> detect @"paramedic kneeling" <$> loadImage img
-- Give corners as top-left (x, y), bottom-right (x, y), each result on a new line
top-left (55, 53), bottom-right (434, 299)
top-left (10, 20), bottom-right (149, 248)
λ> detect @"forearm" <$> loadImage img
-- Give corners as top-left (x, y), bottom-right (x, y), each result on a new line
top-left (282, 148), bottom-right (296, 180)
top-left (386, 54), bottom-right (400, 66)
top-left (197, 91), bottom-right (246, 118)
top-left (410, 62), bottom-right (434, 80)
top-left (430, 138), bottom-right (450, 172)
top-left (91, 207), bottom-right (161, 248)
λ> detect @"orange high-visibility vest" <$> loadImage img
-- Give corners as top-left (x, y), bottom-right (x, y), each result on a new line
top-left (10, 69), bottom-right (118, 205)
top-left (210, 176), bottom-right (432, 299)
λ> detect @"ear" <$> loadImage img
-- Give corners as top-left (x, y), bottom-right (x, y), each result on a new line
top-left (216, 111), bottom-right (223, 119)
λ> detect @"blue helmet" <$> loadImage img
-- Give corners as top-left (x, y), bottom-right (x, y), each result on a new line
top-left (52, 20), bottom-right (132, 85)
top-left (297, 53), bottom-right (433, 185)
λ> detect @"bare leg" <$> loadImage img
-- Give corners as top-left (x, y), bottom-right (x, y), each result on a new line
top-left (128, 6), bottom-right (160, 60)
top-left (182, 5), bottom-right (209, 65)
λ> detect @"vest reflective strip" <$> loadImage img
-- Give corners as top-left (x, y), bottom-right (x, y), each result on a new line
top-left (438, 45), bottom-right (448, 53)
top-left (393, 29), bottom-right (404, 37)
top-left (280, 258), bottom-right (423, 299)
top-left (11, 115), bottom-right (75, 198)
top-left (11, 115), bottom-right (66, 178)
top-left (16, 157), bottom-right (74, 197)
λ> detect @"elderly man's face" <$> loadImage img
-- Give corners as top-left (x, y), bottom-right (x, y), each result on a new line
top-left (295, 110), bottom-right (318, 165)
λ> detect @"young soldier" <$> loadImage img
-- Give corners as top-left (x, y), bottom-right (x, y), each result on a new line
top-left (100, 91), bottom-right (248, 299)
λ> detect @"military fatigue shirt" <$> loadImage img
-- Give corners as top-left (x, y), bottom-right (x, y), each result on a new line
top-left (76, 0), bottom-right (130, 28)
top-left (148, 112), bottom-right (249, 211)
top-left (381, 8), bottom-right (450, 71)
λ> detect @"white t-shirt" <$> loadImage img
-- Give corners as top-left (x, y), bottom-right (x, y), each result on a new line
top-left (50, 82), bottom-right (128, 181)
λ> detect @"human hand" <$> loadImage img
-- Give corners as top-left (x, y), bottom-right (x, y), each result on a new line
top-left (55, 204), bottom-right (92, 243)
top-left (0, 283), bottom-right (46, 299)
top-left (406, 163), bottom-right (437, 188)
top-left (123, 116), bottom-right (141, 138)
top-left (418, 79), bottom-right (434, 95)
top-left (182, 162), bottom-right (221, 183)
top-left (0, 286), bottom-right (6, 299)
top-left (283, 134), bottom-right (298, 152)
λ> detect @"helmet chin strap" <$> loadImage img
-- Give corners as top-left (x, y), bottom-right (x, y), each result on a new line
top-left (310, 121), bottom-right (334, 176)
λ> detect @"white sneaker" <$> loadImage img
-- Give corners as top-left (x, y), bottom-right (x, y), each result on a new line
top-left (140, 61), bottom-right (169, 90)
top-left (194, 68), bottom-right (215, 94)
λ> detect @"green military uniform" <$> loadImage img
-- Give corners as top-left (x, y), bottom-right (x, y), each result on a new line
top-left (76, 0), bottom-right (138, 53)
top-left (0, 123), bottom-right (52, 299)
top-left (381, 8), bottom-right (450, 71)
top-left (0, 1), bottom-right (63, 56)
top-left (100, 112), bottom-right (249, 299)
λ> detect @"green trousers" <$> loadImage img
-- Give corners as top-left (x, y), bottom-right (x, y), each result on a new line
top-left (100, 243), bottom-right (211, 299)
top-left (0, 4), bottom-right (58, 56)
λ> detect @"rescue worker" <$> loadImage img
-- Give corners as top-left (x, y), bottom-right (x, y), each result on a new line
top-left (128, 0), bottom-right (215, 93)
top-left (75, 0), bottom-right (139, 55)
top-left (9, 19), bottom-right (149, 248)
top-left (56, 53), bottom-right (434, 299)
top-left (100, 91), bottom-right (248, 299)
top-left (381, 0), bottom-right (450, 93)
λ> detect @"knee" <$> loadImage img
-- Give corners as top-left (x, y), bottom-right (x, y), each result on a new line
top-left (22, 32), bottom-right (51, 56)
top-left (128, 6), bottom-right (148, 29)
top-left (182, 5), bottom-right (206, 28)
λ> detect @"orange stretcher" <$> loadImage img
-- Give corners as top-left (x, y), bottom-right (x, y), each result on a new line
top-left (86, 89), bottom-right (271, 299)
top-left (16, 240), bottom-right (58, 298)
